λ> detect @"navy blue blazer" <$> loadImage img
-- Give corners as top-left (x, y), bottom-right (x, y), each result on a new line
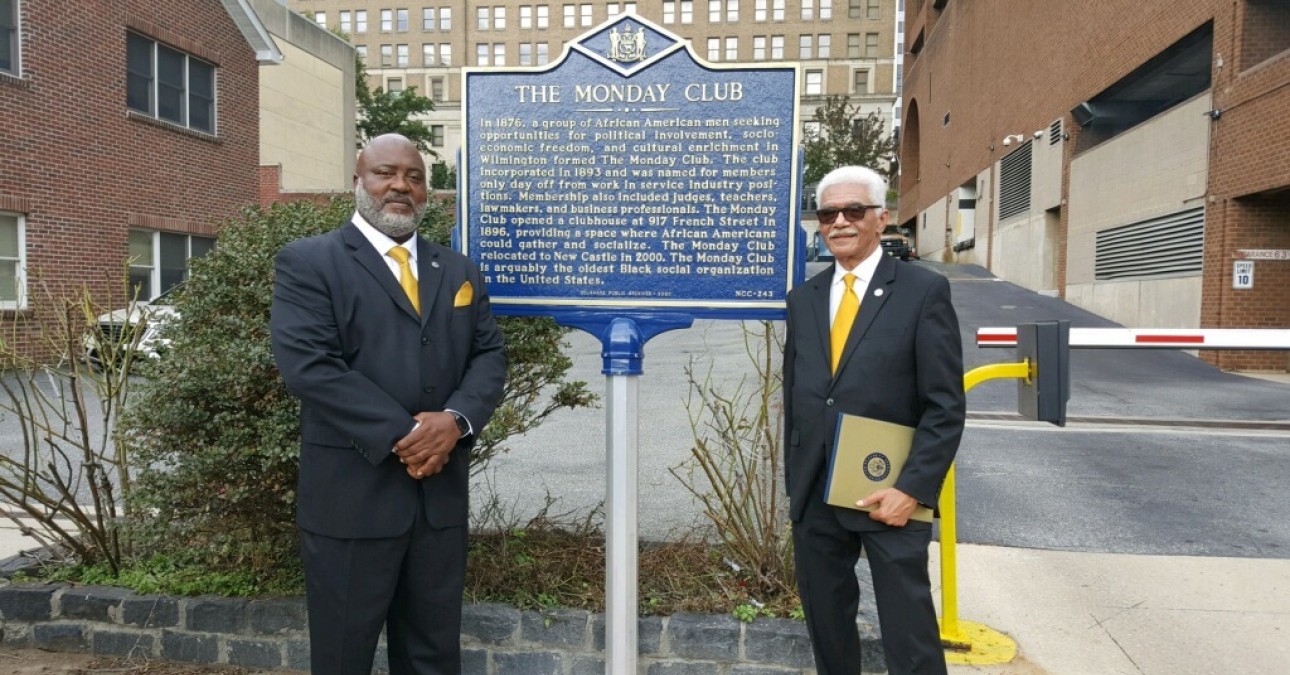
top-left (783, 254), bottom-right (965, 529)
top-left (271, 221), bottom-right (507, 538)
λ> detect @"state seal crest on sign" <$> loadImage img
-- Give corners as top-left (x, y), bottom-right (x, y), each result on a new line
top-left (862, 452), bottom-right (891, 482)
top-left (607, 24), bottom-right (647, 63)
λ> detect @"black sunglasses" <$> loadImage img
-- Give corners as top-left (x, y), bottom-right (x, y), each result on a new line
top-left (817, 205), bottom-right (883, 224)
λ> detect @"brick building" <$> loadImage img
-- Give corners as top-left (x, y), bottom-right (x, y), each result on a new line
top-left (900, 0), bottom-right (1289, 372)
top-left (1, 0), bottom-right (282, 357)
top-left (290, 0), bottom-right (903, 177)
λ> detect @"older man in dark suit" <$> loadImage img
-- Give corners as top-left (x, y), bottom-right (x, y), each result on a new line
top-left (270, 134), bottom-right (507, 674)
top-left (783, 166), bottom-right (965, 675)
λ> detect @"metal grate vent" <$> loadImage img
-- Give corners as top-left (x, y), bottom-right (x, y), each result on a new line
top-left (1094, 207), bottom-right (1205, 280)
top-left (1049, 118), bottom-right (1063, 145)
top-left (998, 142), bottom-right (1032, 221)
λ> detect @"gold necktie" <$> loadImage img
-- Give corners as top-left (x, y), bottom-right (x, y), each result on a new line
top-left (387, 246), bottom-right (420, 314)
top-left (830, 273), bottom-right (859, 374)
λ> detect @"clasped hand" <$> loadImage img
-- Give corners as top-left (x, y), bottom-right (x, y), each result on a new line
top-left (394, 411), bottom-right (460, 479)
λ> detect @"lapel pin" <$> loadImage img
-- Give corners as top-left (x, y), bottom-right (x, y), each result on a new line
top-left (431, 261), bottom-right (440, 269)
top-left (873, 288), bottom-right (884, 297)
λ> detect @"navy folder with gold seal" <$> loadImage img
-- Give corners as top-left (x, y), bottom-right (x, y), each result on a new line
top-left (824, 413), bottom-right (934, 523)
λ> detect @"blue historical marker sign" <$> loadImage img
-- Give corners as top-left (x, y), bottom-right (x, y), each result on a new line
top-left (462, 14), bottom-right (801, 320)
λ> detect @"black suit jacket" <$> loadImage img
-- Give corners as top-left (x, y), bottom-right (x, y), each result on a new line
top-left (271, 221), bottom-right (507, 538)
top-left (783, 254), bottom-right (965, 529)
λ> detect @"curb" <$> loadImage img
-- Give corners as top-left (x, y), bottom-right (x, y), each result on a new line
top-left (0, 582), bottom-right (889, 673)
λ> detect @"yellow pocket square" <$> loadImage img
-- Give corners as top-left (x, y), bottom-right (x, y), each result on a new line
top-left (453, 281), bottom-right (474, 307)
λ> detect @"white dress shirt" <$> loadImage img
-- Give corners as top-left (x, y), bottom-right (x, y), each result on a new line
top-left (829, 245), bottom-right (884, 325)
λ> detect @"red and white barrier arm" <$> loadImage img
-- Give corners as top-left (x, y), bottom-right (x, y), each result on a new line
top-left (977, 328), bottom-right (1290, 350)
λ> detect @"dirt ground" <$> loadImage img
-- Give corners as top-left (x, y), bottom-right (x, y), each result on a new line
top-left (0, 649), bottom-right (304, 675)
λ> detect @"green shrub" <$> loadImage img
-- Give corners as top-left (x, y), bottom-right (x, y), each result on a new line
top-left (121, 196), bottom-right (593, 578)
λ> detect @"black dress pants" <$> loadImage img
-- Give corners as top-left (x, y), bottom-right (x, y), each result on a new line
top-left (792, 486), bottom-right (947, 675)
top-left (299, 502), bottom-right (467, 675)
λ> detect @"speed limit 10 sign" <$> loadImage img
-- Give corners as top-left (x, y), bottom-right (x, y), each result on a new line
top-left (1233, 260), bottom-right (1254, 289)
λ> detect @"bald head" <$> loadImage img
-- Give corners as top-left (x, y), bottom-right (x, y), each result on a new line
top-left (354, 134), bottom-right (428, 241)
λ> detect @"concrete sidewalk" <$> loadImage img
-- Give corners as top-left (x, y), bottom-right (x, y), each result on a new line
top-left (937, 542), bottom-right (1290, 674)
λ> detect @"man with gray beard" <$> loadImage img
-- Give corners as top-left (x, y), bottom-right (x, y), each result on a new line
top-left (270, 134), bottom-right (507, 674)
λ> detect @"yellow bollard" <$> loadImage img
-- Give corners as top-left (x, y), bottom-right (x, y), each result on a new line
top-left (937, 362), bottom-right (1030, 662)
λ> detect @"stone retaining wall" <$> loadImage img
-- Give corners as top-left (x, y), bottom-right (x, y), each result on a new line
top-left (0, 583), bottom-right (886, 673)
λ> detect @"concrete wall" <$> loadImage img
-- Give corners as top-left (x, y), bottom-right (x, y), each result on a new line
top-left (1065, 93), bottom-right (1210, 327)
top-left (917, 195), bottom-right (949, 261)
top-left (251, 0), bottom-right (356, 192)
top-left (991, 209), bottom-right (1059, 294)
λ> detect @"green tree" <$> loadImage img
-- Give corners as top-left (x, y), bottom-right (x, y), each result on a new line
top-left (122, 196), bottom-right (594, 578)
top-left (802, 96), bottom-right (897, 187)
top-left (356, 58), bottom-right (440, 157)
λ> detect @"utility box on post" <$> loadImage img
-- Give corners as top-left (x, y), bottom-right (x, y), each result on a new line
top-left (1016, 320), bottom-right (1070, 426)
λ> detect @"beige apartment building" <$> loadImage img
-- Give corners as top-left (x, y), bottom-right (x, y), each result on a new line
top-left (289, 0), bottom-right (899, 174)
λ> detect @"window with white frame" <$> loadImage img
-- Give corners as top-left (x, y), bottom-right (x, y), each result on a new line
top-left (799, 34), bottom-right (812, 59)
top-left (580, 3), bottom-right (593, 26)
top-left (440, 8), bottom-right (451, 30)
top-left (537, 5), bottom-right (549, 28)
top-left (708, 0), bottom-right (720, 22)
top-left (753, 36), bottom-right (766, 60)
top-left (313, 12), bottom-right (326, 28)
top-left (126, 32), bottom-right (216, 134)
top-left (771, 0), bottom-right (784, 21)
top-left (477, 6), bottom-right (490, 29)
top-left (340, 10), bottom-right (352, 33)
top-left (520, 42), bottom-right (532, 65)
top-left (493, 42), bottom-right (505, 65)
top-left (387, 77), bottom-right (403, 92)
top-left (726, 0), bottom-right (738, 22)
top-left (423, 43), bottom-right (434, 65)
top-left (564, 4), bottom-right (575, 27)
top-left (396, 8), bottom-right (408, 31)
top-left (494, 6), bottom-right (506, 29)
top-left (355, 10), bottom-right (368, 33)
top-left (663, 1), bottom-right (676, 23)
top-left (476, 43), bottom-right (489, 65)
top-left (430, 125), bottom-right (445, 147)
top-left (865, 31), bottom-right (878, 57)
top-left (849, 0), bottom-right (862, 19)
top-left (1, 0), bottom-right (17, 75)
top-left (520, 5), bottom-right (532, 28)
top-left (128, 230), bottom-right (215, 301)
top-left (423, 8), bottom-right (435, 30)
top-left (867, 0), bottom-right (880, 20)
top-left (396, 44), bottom-right (409, 66)
top-left (755, 0), bottom-right (766, 21)
top-left (818, 34), bottom-right (830, 58)
top-left (802, 0), bottom-right (814, 20)
top-left (355, 45), bottom-right (367, 61)
top-left (707, 37), bottom-right (720, 61)
top-left (0, 213), bottom-right (24, 310)
top-left (805, 69), bottom-right (822, 95)
top-left (847, 33), bottom-right (860, 58)
top-left (430, 77), bottom-right (444, 100)
top-left (681, 1), bottom-right (693, 23)
top-left (770, 35), bottom-right (783, 59)
top-left (439, 43), bottom-right (451, 65)
top-left (821, 0), bottom-right (832, 20)
top-left (381, 9), bottom-right (393, 31)
top-left (537, 42), bottom-right (549, 64)
top-left (725, 36), bottom-right (737, 60)
top-left (380, 44), bottom-right (393, 66)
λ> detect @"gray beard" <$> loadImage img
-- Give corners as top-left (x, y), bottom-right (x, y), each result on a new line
top-left (355, 183), bottom-right (425, 239)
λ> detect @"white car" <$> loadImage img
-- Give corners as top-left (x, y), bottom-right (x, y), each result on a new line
top-left (83, 292), bottom-right (179, 367)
